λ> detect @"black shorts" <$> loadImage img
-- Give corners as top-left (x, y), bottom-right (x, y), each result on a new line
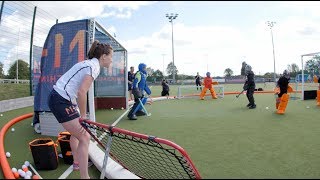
top-left (48, 89), bottom-right (80, 123)
top-left (128, 84), bottom-right (132, 91)
top-left (161, 90), bottom-right (169, 96)
top-left (278, 87), bottom-right (288, 98)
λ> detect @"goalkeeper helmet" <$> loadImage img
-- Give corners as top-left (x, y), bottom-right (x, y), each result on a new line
top-left (283, 70), bottom-right (290, 78)
top-left (245, 65), bottom-right (252, 75)
top-left (138, 63), bottom-right (147, 75)
top-left (206, 72), bottom-right (211, 77)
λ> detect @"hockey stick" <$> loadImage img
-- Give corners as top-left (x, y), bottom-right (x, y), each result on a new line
top-left (138, 98), bottom-right (151, 116)
top-left (236, 89), bottom-right (245, 98)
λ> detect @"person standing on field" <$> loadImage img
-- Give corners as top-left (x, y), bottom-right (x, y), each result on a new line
top-left (48, 40), bottom-right (113, 179)
top-left (195, 72), bottom-right (202, 91)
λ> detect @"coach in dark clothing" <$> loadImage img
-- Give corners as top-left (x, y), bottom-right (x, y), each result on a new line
top-left (128, 66), bottom-right (135, 100)
top-left (243, 65), bottom-right (256, 109)
top-left (161, 79), bottom-right (170, 97)
top-left (195, 72), bottom-right (202, 90)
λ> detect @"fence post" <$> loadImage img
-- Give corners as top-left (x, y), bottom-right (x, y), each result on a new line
top-left (29, 6), bottom-right (37, 96)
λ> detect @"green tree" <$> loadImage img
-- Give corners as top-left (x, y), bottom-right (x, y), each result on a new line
top-left (146, 67), bottom-right (155, 82)
top-left (264, 72), bottom-right (278, 81)
top-left (241, 61), bottom-right (247, 76)
top-left (7, 59), bottom-right (30, 80)
top-left (224, 68), bottom-right (233, 78)
top-left (306, 55), bottom-right (320, 75)
top-left (287, 63), bottom-right (299, 77)
top-left (305, 59), bottom-right (318, 75)
top-left (153, 69), bottom-right (164, 81)
top-left (314, 55), bottom-right (320, 68)
top-left (0, 62), bottom-right (4, 79)
top-left (166, 62), bottom-right (178, 79)
top-left (146, 67), bottom-right (154, 77)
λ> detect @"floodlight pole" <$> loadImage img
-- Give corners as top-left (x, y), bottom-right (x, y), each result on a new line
top-left (267, 21), bottom-right (277, 85)
top-left (301, 55), bottom-right (304, 100)
top-left (16, 28), bottom-right (20, 84)
top-left (204, 54), bottom-right (208, 72)
top-left (162, 53), bottom-right (166, 76)
top-left (166, 13), bottom-right (178, 83)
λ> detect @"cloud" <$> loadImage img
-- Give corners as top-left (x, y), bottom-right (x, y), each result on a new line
top-left (106, 26), bottom-right (117, 37)
top-left (124, 13), bottom-right (320, 77)
top-left (30, 1), bottom-right (156, 21)
top-left (0, 1), bottom-right (156, 74)
top-left (278, 1), bottom-right (320, 18)
top-left (0, 11), bottom-right (35, 73)
top-left (128, 49), bottom-right (147, 55)
top-left (123, 22), bottom-right (251, 76)
top-left (297, 26), bottom-right (319, 36)
top-left (3, 1), bottom-right (320, 78)
top-left (244, 16), bottom-right (320, 76)
top-left (0, 3), bottom-right (58, 74)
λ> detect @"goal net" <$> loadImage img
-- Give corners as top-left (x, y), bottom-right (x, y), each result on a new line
top-left (300, 52), bottom-right (320, 100)
top-left (177, 85), bottom-right (224, 99)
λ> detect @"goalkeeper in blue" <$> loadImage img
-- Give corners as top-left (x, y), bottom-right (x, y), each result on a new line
top-left (127, 63), bottom-right (152, 120)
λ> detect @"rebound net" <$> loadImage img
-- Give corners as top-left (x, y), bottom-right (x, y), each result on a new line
top-left (80, 119), bottom-right (201, 179)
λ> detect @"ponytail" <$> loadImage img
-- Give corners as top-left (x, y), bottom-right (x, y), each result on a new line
top-left (87, 40), bottom-right (113, 59)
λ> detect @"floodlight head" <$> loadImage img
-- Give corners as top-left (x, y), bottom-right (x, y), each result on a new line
top-left (266, 21), bottom-right (275, 28)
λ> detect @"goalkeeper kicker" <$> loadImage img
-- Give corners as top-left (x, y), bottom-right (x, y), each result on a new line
top-left (200, 72), bottom-right (219, 100)
top-left (274, 70), bottom-right (293, 114)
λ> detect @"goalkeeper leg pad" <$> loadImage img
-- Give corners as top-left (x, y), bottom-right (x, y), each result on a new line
top-left (314, 75), bottom-right (318, 83)
top-left (277, 94), bottom-right (289, 114)
top-left (200, 88), bottom-right (208, 100)
top-left (209, 88), bottom-right (218, 99)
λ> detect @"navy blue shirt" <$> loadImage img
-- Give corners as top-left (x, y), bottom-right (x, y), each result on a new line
top-left (128, 71), bottom-right (134, 89)
top-left (195, 75), bottom-right (201, 82)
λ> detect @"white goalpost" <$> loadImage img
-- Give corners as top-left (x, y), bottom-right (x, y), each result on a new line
top-left (177, 85), bottom-right (225, 99)
top-left (300, 51), bottom-right (320, 100)
top-left (88, 18), bottom-right (96, 122)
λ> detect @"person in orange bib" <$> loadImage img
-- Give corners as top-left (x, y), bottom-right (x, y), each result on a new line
top-left (200, 72), bottom-right (218, 100)
top-left (275, 70), bottom-right (292, 114)
top-left (314, 74), bottom-right (320, 106)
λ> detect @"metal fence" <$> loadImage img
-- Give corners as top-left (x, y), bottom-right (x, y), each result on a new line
top-left (0, 1), bottom-right (58, 95)
top-left (0, 78), bottom-right (29, 83)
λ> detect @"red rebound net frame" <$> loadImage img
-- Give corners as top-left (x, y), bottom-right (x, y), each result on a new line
top-left (79, 119), bottom-right (201, 179)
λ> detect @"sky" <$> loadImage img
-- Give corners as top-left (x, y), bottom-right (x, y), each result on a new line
top-left (2, 1), bottom-right (320, 77)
